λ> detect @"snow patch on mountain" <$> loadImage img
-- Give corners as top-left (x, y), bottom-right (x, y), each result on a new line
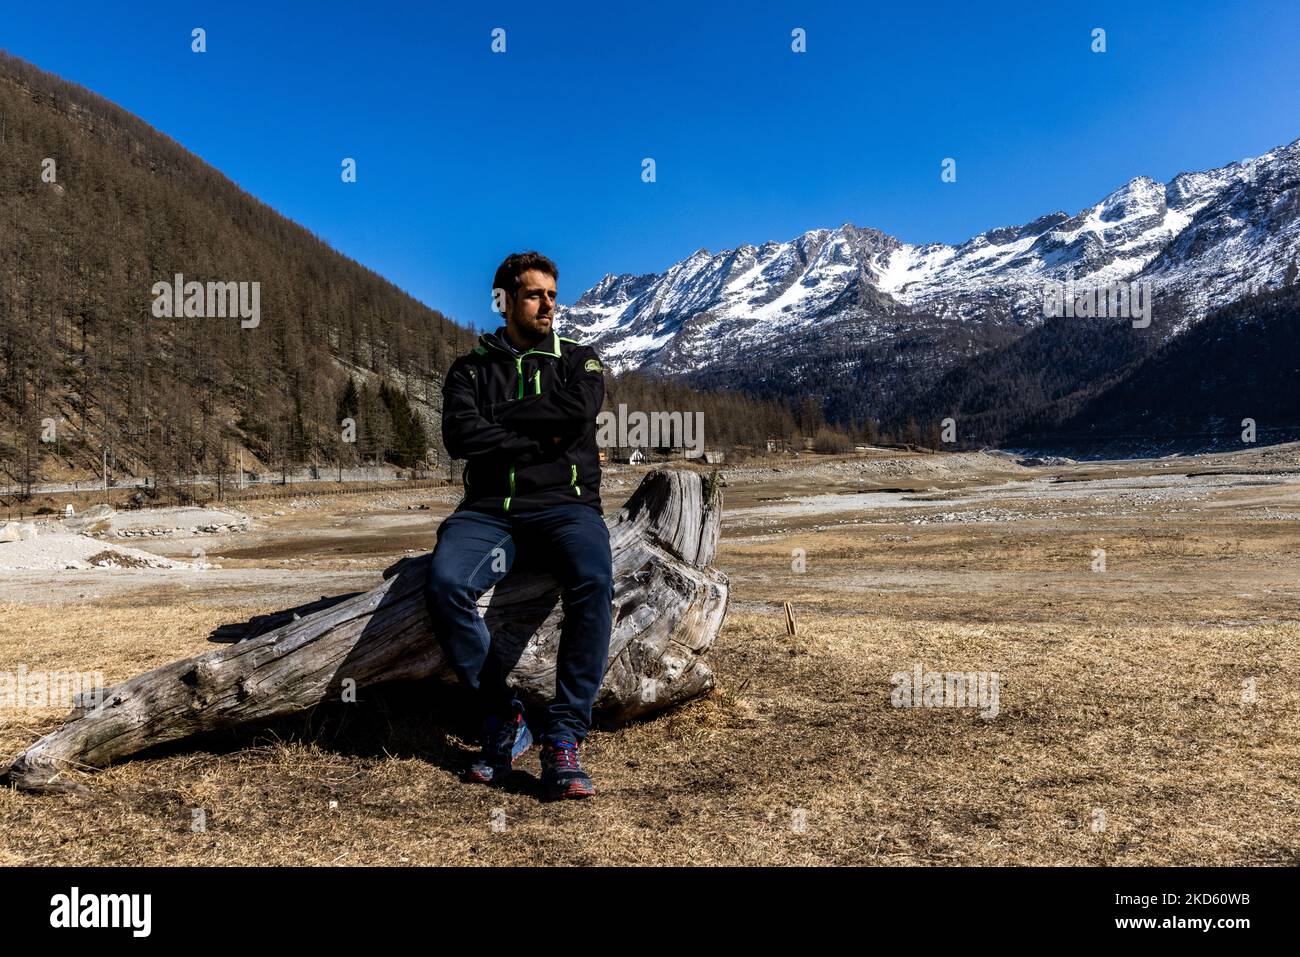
top-left (561, 137), bottom-right (1300, 373)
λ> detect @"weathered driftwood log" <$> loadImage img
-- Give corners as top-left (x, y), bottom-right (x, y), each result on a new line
top-left (1, 469), bottom-right (728, 794)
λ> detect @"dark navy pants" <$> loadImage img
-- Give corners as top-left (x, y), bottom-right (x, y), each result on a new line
top-left (424, 503), bottom-right (614, 745)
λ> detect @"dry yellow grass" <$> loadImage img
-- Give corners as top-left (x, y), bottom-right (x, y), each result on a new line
top-left (2, 461), bottom-right (1298, 865)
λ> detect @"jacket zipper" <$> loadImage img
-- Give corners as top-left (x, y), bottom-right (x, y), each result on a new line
top-left (503, 358), bottom-right (541, 511)
top-left (503, 355), bottom-right (525, 510)
top-left (570, 463), bottom-right (580, 497)
top-left (481, 334), bottom-right (559, 512)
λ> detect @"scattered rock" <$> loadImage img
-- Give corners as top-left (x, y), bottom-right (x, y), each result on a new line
top-left (0, 527), bottom-right (201, 571)
top-left (0, 522), bottom-right (38, 543)
top-left (1018, 455), bottom-right (1077, 467)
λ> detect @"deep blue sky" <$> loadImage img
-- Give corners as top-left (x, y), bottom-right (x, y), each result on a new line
top-left (4, 1), bottom-right (1299, 331)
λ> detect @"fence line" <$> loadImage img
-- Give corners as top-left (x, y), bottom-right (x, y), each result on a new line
top-left (218, 478), bottom-right (450, 504)
top-left (0, 477), bottom-right (453, 522)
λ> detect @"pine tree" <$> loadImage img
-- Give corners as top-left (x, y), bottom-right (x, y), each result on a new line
top-left (337, 376), bottom-right (360, 425)
top-left (904, 416), bottom-right (922, 446)
top-left (378, 380), bottom-right (428, 467)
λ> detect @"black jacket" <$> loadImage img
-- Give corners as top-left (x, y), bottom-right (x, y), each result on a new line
top-left (441, 327), bottom-right (605, 514)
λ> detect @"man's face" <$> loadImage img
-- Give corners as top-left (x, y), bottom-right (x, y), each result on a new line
top-left (506, 269), bottom-right (556, 344)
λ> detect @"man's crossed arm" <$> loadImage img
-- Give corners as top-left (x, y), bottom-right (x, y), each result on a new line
top-left (488, 347), bottom-right (605, 439)
top-left (441, 359), bottom-right (541, 460)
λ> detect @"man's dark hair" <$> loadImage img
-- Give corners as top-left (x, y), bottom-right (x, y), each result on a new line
top-left (493, 251), bottom-right (559, 301)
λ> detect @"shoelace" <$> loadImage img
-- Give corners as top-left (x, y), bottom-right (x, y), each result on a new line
top-left (548, 743), bottom-right (581, 771)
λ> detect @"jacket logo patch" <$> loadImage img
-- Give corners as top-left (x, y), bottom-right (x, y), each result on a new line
top-left (584, 358), bottom-right (603, 373)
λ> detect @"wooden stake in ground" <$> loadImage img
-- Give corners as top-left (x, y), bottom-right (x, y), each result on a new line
top-left (784, 601), bottom-right (797, 636)
top-left (1, 469), bottom-right (729, 794)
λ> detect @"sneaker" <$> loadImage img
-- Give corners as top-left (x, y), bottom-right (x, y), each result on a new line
top-left (539, 739), bottom-right (595, 800)
top-left (466, 701), bottom-right (533, 785)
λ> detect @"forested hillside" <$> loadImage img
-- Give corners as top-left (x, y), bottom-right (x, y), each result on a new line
top-left (1038, 282), bottom-right (1300, 454)
top-left (0, 50), bottom-right (474, 492)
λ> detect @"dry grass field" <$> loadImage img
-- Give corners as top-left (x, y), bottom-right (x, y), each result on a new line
top-left (2, 450), bottom-right (1298, 865)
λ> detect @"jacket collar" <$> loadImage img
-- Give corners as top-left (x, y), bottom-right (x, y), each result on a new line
top-left (479, 327), bottom-right (560, 359)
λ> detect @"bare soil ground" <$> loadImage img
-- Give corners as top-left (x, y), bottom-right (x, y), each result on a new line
top-left (1, 449), bottom-right (1297, 865)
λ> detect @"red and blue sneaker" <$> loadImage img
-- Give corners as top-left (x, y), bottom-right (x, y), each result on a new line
top-left (466, 701), bottom-right (533, 785)
top-left (539, 739), bottom-right (595, 800)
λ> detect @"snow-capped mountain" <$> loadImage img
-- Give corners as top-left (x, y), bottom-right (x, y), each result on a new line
top-left (560, 138), bottom-right (1300, 375)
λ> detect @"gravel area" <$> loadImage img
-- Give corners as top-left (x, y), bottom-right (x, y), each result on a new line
top-left (0, 524), bottom-right (203, 571)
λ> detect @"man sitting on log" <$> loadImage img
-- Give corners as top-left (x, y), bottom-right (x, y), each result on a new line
top-left (426, 251), bottom-right (612, 800)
